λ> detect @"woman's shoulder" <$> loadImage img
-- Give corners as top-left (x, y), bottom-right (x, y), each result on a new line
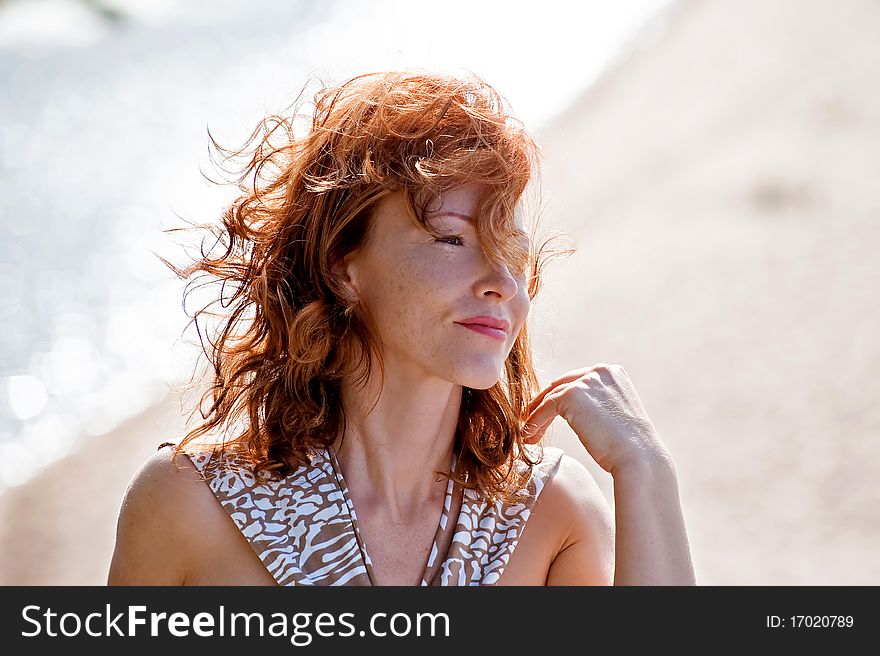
top-left (508, 446), bottom-right (608, 538)
top-left (506, 447), bottom-right (613, 581)
top-left (107, 444), bottom-right (232, 584)
top-left (531, 448), bottom-right (609, 519)
top-left (116, 444), bottom-right (208, 521)
top-left (534, 449), bottom-right (614, 566)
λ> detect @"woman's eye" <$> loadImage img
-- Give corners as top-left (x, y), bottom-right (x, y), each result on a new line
top-left (436, 235), bottom-right (464, 246)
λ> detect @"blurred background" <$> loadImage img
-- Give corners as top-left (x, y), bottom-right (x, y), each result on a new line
top-left (0, 0), bottom-right (877, 585)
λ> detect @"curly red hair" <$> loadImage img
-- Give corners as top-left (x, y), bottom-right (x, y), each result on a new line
top-left (161, 69), bottom-right (574, 504)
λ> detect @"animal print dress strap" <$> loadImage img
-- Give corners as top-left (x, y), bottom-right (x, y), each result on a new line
top-left (429, 444), bottom-right (566, 586)
top-left (177, 442), bottom-right (373, 586)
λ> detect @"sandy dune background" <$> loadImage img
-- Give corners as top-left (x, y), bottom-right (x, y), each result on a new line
top-left (2, 0), bottom-right (878, 585)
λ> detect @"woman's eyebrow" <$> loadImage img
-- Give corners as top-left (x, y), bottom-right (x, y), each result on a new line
top-left (432, 211), bottom-right (473, 222)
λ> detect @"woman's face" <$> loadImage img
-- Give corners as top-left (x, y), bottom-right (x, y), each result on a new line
top-left (343, 182), bottom-right (530, 390)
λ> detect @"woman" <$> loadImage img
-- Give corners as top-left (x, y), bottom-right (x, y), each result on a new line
top-left (108, 69), bottom-right (695, 586)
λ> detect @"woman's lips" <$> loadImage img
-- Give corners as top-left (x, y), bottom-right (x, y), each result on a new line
top-left (456, 322), bottom-right (507, 341)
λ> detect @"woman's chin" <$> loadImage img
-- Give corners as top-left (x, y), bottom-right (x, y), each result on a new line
top-left (456, 372), bottom-right (503, 391)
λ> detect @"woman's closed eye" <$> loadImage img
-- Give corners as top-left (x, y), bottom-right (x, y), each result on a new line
top-left (435, 235), bottom-right (464, 247)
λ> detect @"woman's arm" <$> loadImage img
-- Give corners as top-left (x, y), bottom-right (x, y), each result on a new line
top-left (611, 453), bottom-right (696, 585)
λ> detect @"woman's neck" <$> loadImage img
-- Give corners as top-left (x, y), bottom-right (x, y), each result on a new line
top-left (330, 376), bottom-right (462, 522)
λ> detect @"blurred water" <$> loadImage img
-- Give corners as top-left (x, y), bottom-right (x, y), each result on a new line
top-left (0, 0), bottom-right (671, 493)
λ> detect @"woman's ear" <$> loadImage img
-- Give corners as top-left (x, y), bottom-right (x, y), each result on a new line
top-left (330, 254), bottom-right (361, 306)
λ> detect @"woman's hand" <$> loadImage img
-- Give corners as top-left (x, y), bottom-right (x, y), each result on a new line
top-left (522, 363), bottom-right (670, 475)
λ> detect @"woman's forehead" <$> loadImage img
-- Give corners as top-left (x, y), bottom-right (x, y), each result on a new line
top-left (423, 182), bottom-right (484, 214)
top-left (424, 184), bottom-right (526, 229)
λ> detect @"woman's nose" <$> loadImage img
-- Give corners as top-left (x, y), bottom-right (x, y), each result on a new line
top-left (478, 261), bottom-right (521, 300)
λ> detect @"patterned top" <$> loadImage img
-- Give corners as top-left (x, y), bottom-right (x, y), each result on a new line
top-left (158, 440), bottom-right (564, 586)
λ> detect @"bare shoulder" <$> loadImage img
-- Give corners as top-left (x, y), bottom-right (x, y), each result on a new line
top-left (107, 445), bottom-right (225, 585)
top-left (541, 452), bottom-right (615, 585)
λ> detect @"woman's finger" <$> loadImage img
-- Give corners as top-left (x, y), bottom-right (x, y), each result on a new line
top-left (522, 414), bottom-right (553, 443)
top-left (522, 388), bottom-right (566, 443)
top-left (525, 367), bottom-right (592, 417)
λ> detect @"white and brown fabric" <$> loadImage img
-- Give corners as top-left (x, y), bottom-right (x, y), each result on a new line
top-left (158, 440), bottom-right (564, 586)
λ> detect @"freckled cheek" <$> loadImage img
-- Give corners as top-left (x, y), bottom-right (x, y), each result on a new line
top-left (367, 262), bottom-right (444, 328)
